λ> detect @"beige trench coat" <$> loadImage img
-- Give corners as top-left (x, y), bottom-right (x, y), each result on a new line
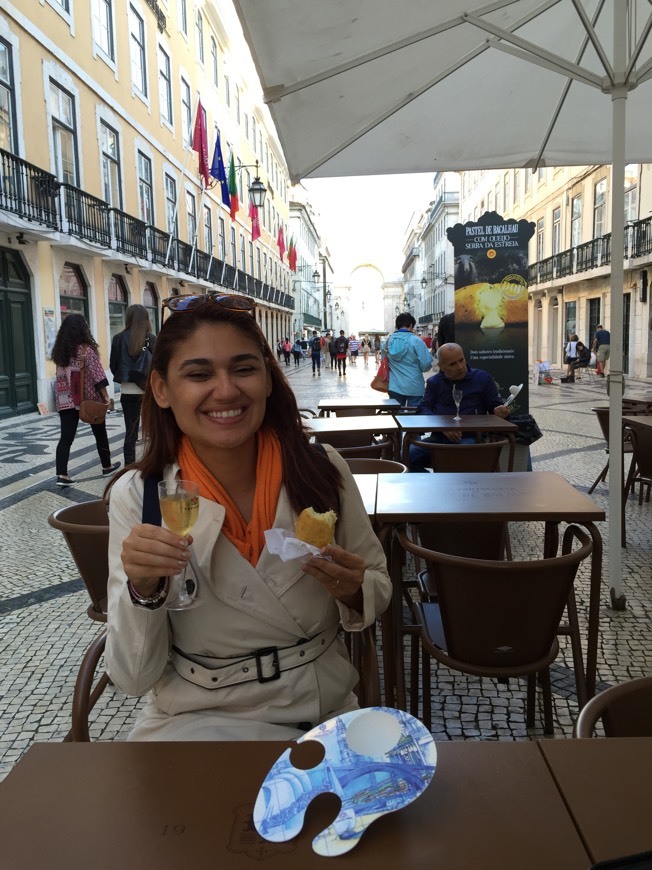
top-left (105, 446), bottom-right (392, 740)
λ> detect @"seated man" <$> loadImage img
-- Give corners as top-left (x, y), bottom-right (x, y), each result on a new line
top-left (409, 342), bottom-right (510, 472)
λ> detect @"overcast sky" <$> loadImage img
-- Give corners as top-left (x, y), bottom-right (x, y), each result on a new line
top-left (302, 173), bottom-right (435, 283)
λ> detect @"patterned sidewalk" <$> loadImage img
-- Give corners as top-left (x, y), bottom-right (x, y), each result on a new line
top-left (1, 359), bottom-right (651, 779)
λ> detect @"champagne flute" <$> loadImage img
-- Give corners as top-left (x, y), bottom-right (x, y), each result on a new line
top-left (158, 480), bottom-right (201, 610)
top-left (452, 386), bottom-right (463, 422)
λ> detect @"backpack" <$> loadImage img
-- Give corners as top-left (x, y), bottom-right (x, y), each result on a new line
top-left (311, 336), bottom-right (322, 353)
top-left (335, 336), bottom-right (348, 354)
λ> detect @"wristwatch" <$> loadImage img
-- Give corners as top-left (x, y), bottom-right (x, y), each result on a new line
top-left (127, 577), bottom-right (169, 610)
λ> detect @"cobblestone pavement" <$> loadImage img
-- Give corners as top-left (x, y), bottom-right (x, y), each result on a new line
top-left (1, 355), bottom-right (651, 779)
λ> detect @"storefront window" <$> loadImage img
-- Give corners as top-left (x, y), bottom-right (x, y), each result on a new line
top-left (59, 263), bottom-right (88, 320)
top-left (108, 274), bottom-right (128, 341)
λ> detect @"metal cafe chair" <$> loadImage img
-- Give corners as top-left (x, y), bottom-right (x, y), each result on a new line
top-left (48, 499), bottom-right (112, 741)
top-left (343, 458), bottom-right (408, 474)
top-left (575, 675), bottom-right (652, 738)
top-left (397, 524), bottom-right (592, 735)
top-left (406, 436), bottom-right (509, 473)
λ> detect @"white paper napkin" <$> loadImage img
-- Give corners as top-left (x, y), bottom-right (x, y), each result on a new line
top-left (264, 528), bottom-right (332, 562)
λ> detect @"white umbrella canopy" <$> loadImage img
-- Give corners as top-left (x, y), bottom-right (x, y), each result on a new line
top-left (234, 0), bottom-right (652, 609)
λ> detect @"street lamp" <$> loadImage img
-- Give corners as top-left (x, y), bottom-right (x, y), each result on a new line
top-left (312, 269), bottom-right (320, 283)
top-left (319, 257), bottom-right (328, 331)
top-left (421, 276), bottom-right (428, 289)
top-left (236, 159), bottom-right (268, 208)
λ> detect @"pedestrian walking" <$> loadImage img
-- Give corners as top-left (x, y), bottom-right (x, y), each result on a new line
top-left (282, 338), bottom-right (292, 367)
top-left (291, 339), bottom-right (302, 366)
top-left (310, 330), bottom-right (322, 376)
top-left (110, 304), bottom-right (156, 466)
top-left (373, 336), bottom-right (382, 365)
top-left (360, 335), bottom-right (371, 366)
top-left (52, 313), bottom-right (120, 486)
top-left (322, 332), bottom-right (332, 369)
top-left (329, 334), bottom-right (338, 369)
top-left (335, 330), bottom-right (349, 376)
top-left (349, 335), bottom-right (360, 364)
top-left (386, 312), bottom-right (433, 406)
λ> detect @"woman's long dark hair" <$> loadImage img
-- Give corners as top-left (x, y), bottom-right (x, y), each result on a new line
top-left (110, 302), bottom-right (342, 515)
top-left (51, 314), bottom-right (99, 367)
top-left (123, 304), bottom-right (151, 356)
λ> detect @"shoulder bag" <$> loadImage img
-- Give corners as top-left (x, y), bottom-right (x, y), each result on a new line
top-left (129, 343), bottom-right (153, 390)
top-left (79, 350), bottom-right (110, 425)
top-left (370, 355), bottom-right (390, 393)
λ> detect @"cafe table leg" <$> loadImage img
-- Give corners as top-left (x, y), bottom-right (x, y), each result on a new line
top-left (390, 526), bottom-right (407, 710)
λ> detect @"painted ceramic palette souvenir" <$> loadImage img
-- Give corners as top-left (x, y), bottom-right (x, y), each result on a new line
top-left (253, 707), bottom-right (436, 857)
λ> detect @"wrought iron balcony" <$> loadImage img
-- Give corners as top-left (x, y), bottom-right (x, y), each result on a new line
top-left (0, 149), bottom-right (60, 230)
top-left (111, 209), bottom-right (148, 258)
top-left (62, 184), bottom-right (111, 246)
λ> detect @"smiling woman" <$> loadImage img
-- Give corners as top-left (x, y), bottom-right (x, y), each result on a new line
top-left (104, 300), bottom-right (391, 741)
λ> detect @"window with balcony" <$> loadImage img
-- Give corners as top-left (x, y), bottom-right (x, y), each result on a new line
top-left (0, 39), bottom-right (17, 153)
top-left (50, 80), bottom-right (78, 185)
top-left (593, 177), bottom-right (607, 238)
top-left (552, 207), bottom-right (561, 255)
top-left (230, 227), bottom-right (237, 264)
top-left (100, 121), bottom-right (121, 207)
top-left (494, 181), bottom-right (500, 215)
top-left (536, 217), bottom-right (544, 261)
top-left (513, 171), bottom-right (520, 204)
top-left (93, 0), bottom-right (115, 61)
top-left (186, 190), bottom-right (196, 244)
top-left (524, 170), bottom-right (530, 195)
top-left (571, 194), bottom-right (582, 247)
top-left (225, 75), bottom-right (230, 107)
top-left (180, 76), bottom-right (191, 146)
top-left (203, 205), bottom-right (212, 251)
top-left (624, 163), bottom-right (638, 223)
top-left (218, 217), bottom-right (226, 260)
top-left (164, 173), bottom-right (178, 236)
top-left (129, 5), bottom-right (148, 97)
top-left (240, 233), bottom-right (246, 270)
top-left (137, 151), bottom-right (153, 224)
top-left (158, 46), bottom-right (172, 125)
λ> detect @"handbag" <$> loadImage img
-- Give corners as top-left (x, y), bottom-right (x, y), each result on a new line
top-left (510, 413), bottom-right (543, 446)
top-left (370, 355), bottom-right (390, 393)
top-left (128, 345), bottom-right (153, 390)
top-left (79, 351), bottom-right (109, 425)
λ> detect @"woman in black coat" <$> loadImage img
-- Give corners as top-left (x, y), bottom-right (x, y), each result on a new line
top-left (110, 305), bottom-right (156, 465)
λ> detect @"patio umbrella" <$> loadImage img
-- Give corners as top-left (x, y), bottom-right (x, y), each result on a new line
top-left (234, 0), bottom-right (652, 607)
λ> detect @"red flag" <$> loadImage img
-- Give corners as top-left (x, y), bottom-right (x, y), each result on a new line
top-left (228, 153), bottom-right (239, 220)
top-left (249, 200), bottom-right (261, 242)
top-left (288, 236), bottom-right (297, 272)
top-left (277, 225), bottom-right (285, 261)
top-left (192, 100), bottom-right (210, 187)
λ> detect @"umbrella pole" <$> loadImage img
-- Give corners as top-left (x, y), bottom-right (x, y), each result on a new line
top-left (607, 0), bottom-right (627, 610)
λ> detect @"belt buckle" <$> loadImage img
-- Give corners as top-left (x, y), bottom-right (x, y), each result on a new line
top-left (254, 646), bottom-right (281, 683)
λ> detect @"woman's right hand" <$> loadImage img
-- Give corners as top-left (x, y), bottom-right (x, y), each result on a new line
top-left (121, 523), bottom-right (192, 597)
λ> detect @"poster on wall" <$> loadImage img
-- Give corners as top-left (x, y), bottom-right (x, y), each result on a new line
top-left (446, 212), bottom-right (534, 414)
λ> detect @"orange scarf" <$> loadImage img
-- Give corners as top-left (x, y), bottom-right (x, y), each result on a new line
top-left (178, 430), bottom-right (283, 566)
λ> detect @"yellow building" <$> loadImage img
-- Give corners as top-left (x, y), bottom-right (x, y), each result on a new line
top-left (0, 0), bottom-right (293, 417)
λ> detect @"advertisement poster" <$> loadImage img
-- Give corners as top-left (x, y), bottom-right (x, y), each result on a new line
top-left (446, 212), bottom-right (534, 413)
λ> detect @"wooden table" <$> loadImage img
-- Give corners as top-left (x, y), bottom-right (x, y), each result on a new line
top-left (397, 413), bottom-right (518, 469)
top-left (375, 472), bottom-right (605, 707)
top-left (353, 473), bottom-right (378, 518)
top-left (540, 737), bottom-right (652, 865)
top-left (307, 415), bottom-right (399, 457)
top-left (318, 397), bottom-right (401, 416)
top-left (0, 740), bottom-right (597, 869)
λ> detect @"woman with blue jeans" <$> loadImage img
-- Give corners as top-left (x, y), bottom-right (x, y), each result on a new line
top-left (386, 312), bottom-right (433, 407)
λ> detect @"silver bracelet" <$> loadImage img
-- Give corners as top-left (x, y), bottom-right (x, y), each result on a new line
top-left (127, 577), bottom-right (169, 609)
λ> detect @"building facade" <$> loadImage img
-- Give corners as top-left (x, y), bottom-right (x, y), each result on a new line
top-left (0, 0), bottom-right (294, 418)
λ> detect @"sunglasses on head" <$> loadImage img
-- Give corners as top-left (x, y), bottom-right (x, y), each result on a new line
top-left (161, 293), bottom-right (256, 322)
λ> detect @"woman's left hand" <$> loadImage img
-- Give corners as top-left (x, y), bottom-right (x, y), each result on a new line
top-left (303, 544), bottom-right (365, 612)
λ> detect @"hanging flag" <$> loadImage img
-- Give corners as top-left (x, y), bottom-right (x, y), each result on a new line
top-left (277, 225), bottom-right (285, 261)
top-left (228, 153), bottom-right (239, 220)
top-left (192, 101), bottom-right (210, 187)
top-left (288, 236), bottom-right (297, 272)
top-left (209, 132), bottom-right (230, 209)
top-left (249, 200), bottom-right (261, 242)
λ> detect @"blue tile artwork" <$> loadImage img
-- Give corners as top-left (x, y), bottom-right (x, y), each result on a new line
top-left (253, 707), bottom-right (436, 857)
